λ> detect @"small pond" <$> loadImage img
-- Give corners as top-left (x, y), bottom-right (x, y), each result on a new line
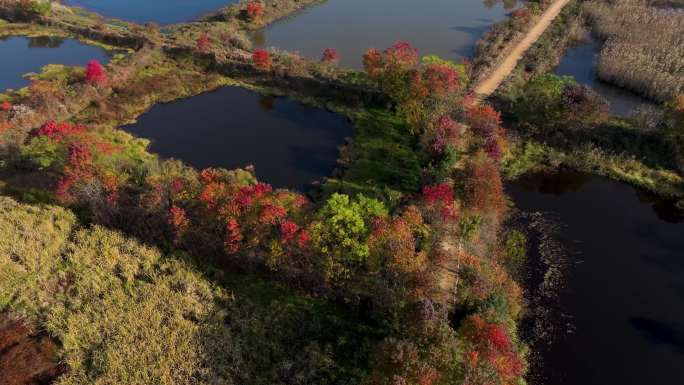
top-left (63, 0), bottom-right (237, 24)
top-left (253, 0), bottom-right (521, 69)
top-left (121, 86), bottom-right (353, 191)
top-left (0, 36), bottom-right (111, 91)
top-left (553, 34), bottom-right (655, 116)
top-left (508, 170), bottom-right (684, 385)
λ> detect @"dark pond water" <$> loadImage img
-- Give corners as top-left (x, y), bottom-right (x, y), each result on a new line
top-left (0, 36), bottom-right (111, 91)
top-left (253, 0), bottom-right (521, 69)
top-left (63, 0), bottom-right (237, 24)
top-left (553, 34), bottom-right (655, 116)
top-left (508, 170), bottom-right (684, 385)
top-left (122, 86), bottom-right (353, 191)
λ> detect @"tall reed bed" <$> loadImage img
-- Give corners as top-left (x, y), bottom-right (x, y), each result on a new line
top-left (585, 0), bottom-right (684, 102)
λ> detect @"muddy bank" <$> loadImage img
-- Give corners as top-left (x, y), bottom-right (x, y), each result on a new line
top-left (0, 313), bottom-right (64, 385)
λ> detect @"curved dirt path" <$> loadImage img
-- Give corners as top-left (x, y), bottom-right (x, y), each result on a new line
top-left (473, 0), bottom-right (572, 98)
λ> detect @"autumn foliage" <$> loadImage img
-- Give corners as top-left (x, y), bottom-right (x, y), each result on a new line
top-left (460, 315), bottom-right (524, 385)
top-left (421, 184), bottom-right (457, 222)
top-left (467, 104), bottom-right (501, 140)
top-left (196, 32), bottom-right (211, 53)
top-left (8, 41), bottom-right (526, 385)
top-left (85, 60), bottom-right (107, 86)
top-left (246, 1), bottom-right (265, 21)
top-left (367, 301), bottom-right (462, 385)
top-left (252, 49), bottom-right (272, 71)
top-left (321, 48), bottom-right (339, 64)
top-left (425, 115), bottom-right (463, 155)
top-left (419, 64), bottom-right (462, 96)
top-left (466, 103), bottom-right (506, 161)
top-left (464, 156), bottom-right (506, 214)
top-left (511, 8), bottom-right (532, 29)
top-left (35, 120), bottom-right (86, 141)
top-left (367, 205), bottom-right (432, 291)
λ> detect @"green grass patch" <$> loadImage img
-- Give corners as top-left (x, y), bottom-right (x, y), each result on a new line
top-left (323, 109), bottom-right (422, 206)
top-left (504, 139), bottom-right (684, 199)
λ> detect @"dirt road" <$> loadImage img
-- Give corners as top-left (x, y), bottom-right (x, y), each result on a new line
top-left (473, 0), bottom-right (572, 98)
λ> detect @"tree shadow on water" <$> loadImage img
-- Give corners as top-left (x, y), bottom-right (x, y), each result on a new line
top-left (629, 317), bottom-right (684, 355)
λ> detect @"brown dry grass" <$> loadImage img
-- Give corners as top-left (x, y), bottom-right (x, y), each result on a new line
top-left (586, 0), bottom-right (684, 101)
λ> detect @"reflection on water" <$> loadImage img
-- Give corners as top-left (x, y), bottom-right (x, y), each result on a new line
top-left (122, 87), bottom-right (353, 191)
top-left (629, 317), bottom-right (684, 355)
top-left (513, 169), bottom-right (592, 196)
top-left (27, 36), bottom-right (65, 48)
top-left (553, 34), bottom-right (655, 116)
top-left (64, 0), bottom-right (237, 24)
top-left (253, 0), bottom-right (515, 69)
top-left (258, 95), bottom-right (275, 111)
top-left (0, 36), bottom-right (111, 91)
top-left (508, 171), bottom-right (684, 385)
top-left (483, 0), bottom-right (522, 10)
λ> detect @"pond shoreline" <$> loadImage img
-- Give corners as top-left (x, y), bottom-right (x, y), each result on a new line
top-left (510, 169), bottom-right (684, 385)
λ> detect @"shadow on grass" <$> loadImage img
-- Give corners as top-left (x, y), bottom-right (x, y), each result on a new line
top-left (321, 109), bottom-right (422, 206)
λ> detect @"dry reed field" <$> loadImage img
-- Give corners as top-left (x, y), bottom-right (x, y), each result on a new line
top-left (585, 0), bottom-right (684, 102)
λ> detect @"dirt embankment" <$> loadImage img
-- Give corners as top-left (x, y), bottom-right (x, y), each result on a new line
top-left (0, 313), bottom-right (64, 385)
top-left (473, 0), bottom-right (572, 99)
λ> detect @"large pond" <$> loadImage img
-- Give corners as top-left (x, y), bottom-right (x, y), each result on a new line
top-left (253, 0), bottom-right (520, 69)
top-left (508, 171), bottom-right (684, 385)
top-left (63, 0), bottom-right (237, 24)
top-left (0, 36), bottom-right (111, 91)
top-left (122, 86), bottom-right (353, 191)
top-left (553, 34), bottom-right (654, 116)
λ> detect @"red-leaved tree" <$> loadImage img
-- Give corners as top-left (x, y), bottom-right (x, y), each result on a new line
top-left (246, 1), bottom-right (265, 21)
top-left (420, 64), bottom-right (462, 96)
top-left (85, 60), bottom-right (107, 86)
top-left (196, 32), bottom-right (211, 53)
top-left (321, 48), bottom-right (339, 64)
top-left (168, 205), bottom-right (189, 244)
top-left (467, 103), bottom-right (502, 140)
top-left (464, 157), bottom-right (506, 215)
top-left (426, 115), bottom-right (463, 155)
top-left (460, 315), bottom-right (524, 385)
top-left (252, 49), bottom-right (272, 70)
top-left (421, 183), bottom-right (458, 222)
top-left (35, 121), bottom-right (86, 141)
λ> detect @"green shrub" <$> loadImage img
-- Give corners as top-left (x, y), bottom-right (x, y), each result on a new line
top-left (28, 0), bottom-right (52, 15)
top-left (503, 229), bottom-right (527, 275)
top-left (21, 135), bottom-right (65, 169)
top-left (510, 73), bottom-right (609, 136)
top-left (311, 193), bottom-right (388, 280)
